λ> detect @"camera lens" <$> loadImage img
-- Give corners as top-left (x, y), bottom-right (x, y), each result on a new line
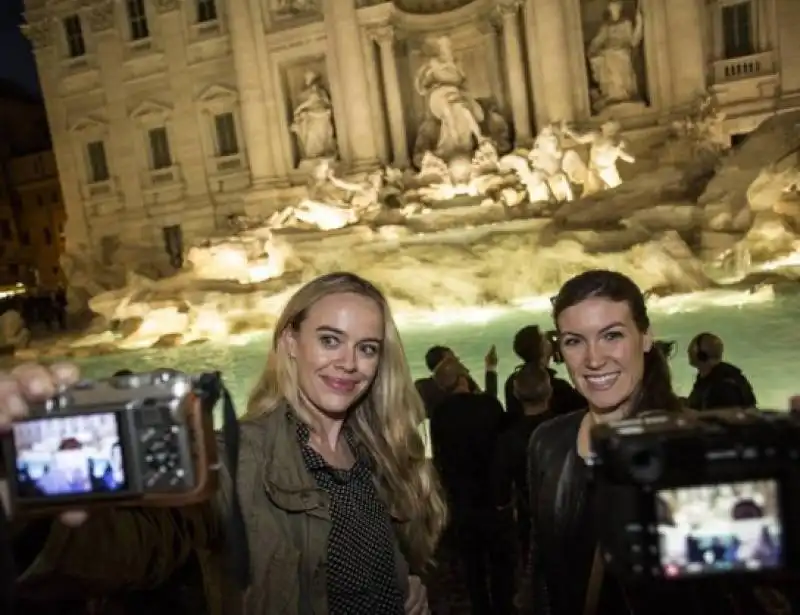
top-left (627, 446), bottom-right (664, 484)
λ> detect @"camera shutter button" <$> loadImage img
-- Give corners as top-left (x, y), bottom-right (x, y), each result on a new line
top-left (51, 392), bottom-right (72, 411)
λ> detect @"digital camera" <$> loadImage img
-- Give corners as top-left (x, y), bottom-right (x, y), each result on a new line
top-left (1, 369), bottom-right (221, 516)
top-left (588, 409), bottom-right (800, 583)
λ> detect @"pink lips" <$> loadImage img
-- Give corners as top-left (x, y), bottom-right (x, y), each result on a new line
top-left (321, 376), bottom-right (358, 393)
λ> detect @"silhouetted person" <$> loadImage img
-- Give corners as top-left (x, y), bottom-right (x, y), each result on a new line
top-left (687, 332), bottom-right (756, 411)
top-left (494, 363), bottom-right (554, 567)
top-left (430, 357), bottom-right (513, 615)
top-left (504, 325), bottom-right (584, 419)
top-left (415, 345), bottom-right (497, 418)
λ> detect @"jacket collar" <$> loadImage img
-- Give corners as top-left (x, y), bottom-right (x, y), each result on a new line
top-left (253, 402), bottom-right (330, 516)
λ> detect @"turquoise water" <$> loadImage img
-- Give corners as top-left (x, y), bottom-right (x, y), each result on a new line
top-left (70, 292), bottom-right (800, 415)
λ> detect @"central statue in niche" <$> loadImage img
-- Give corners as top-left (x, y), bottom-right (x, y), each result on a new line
top-left (291, 70), bottom-right (337, 162)
top-left (587, 0), bottom-right (644, 113)
top-left (414, 35), bottom-right (485, 160)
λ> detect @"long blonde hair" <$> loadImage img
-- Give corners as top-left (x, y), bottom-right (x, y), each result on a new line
top-left (245, 272), bottom-right (447, 570)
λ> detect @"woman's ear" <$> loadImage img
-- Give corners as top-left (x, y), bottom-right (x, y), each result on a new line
top-left (280, 328), bottom-right (297, 360)
top-left (643, 328), bottom-right (654, 353)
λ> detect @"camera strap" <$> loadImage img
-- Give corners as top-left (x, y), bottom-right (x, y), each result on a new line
top-left (583, 546), bottom-right (634, 615)
top-left (583, 547), bottom-right (604, 615)
top-left (194, 372), bottom-right (251, 589)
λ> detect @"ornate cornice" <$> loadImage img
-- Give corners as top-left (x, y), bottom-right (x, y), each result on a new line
top-left (20, 20), bottom-right (51, 50)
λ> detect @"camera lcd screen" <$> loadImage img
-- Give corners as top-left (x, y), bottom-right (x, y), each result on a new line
top-left (656, 479), bottom-right (782, 578)
top-left (12, 412), bottom-right (128, 499)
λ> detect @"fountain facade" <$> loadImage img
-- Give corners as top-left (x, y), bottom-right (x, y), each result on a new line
top-left (25, 0), bottom-right (799, 261)
top-left (18, 0), bottom-right (800, 356)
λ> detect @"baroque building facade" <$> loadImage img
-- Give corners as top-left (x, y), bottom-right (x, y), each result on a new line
top-left (22, 0), bottom-right (800, 264)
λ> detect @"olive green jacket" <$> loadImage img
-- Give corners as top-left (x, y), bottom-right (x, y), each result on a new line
top-left (16, 404), bottom-right (411, 614)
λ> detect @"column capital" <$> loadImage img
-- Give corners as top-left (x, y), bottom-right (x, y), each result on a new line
top-left (496, 0), bottom-right (523, 18)
top-left (368, 24), bottom-right (396, 46)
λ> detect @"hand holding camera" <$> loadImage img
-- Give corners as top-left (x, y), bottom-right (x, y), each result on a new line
top-left (0, 363), bottom-right (221, 520)
top-left (0, 362), bottom-right (87, 526)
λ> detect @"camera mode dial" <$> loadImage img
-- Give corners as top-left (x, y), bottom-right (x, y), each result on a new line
top-left (140, 422), bottom-right (187, 491)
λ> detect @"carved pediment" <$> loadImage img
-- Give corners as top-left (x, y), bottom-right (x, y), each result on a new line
top-left (197, 84), bottom-right (238, 104)
top-left (69, 115), bottom-right (108, 134)
top-left (129, 100), bottom-right (173, 123)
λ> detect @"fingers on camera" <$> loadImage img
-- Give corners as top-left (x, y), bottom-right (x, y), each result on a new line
top-left (50, 362), bottom-right (81, 388)
top-left (10, 363), bottom-right (57, 400)
top-left (0, 375), bottom-right (27, 427)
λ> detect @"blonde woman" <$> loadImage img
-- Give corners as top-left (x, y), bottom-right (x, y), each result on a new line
top-left (1, 272), bottom-right (447, 615)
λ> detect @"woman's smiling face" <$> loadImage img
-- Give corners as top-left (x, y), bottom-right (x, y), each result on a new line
top-left (557, 297), bottom-right (652, 415)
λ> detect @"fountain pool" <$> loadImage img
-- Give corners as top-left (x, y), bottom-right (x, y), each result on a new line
top-left (68, 289), bottom-right (800, 416)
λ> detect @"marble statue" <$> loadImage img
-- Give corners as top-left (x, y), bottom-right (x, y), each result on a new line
top-left (412, 142), bottom-right (504, 203)
top-left (587, 0), bottom-right (644, 112)
top-left (269, 160), bottom-right (383, 231)
top-left (561, 120), bottom-right (634, 194)
top-left (291, 71), bottom-right (337, 162)
top-left (498, 125), bottom-right (586, 204)
top-left (414, 36), bottom-right (485, 160)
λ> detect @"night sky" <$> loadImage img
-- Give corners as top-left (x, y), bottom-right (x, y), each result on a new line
top-left (0, 0), bottom-right (40, 95)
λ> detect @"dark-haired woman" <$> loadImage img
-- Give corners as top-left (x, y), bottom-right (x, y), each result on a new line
top-left (522, 269), bottom-right (784, 615)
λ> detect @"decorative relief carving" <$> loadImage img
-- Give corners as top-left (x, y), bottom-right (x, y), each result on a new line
top-left (271, 0), bottom-right (321, 19)
top-left (154, 0), bottom-right (180, 13)
top-left (87, 0), bottom-right (115, 33)
top-left (392, 0), bottom-right (473, 13)
top-left (20, 20), bottom-right (51, 49)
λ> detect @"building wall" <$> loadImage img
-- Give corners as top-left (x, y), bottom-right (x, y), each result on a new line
top-left (21, 0), bottom-right (800, 265)
top-left (0, 85), bottom-right (55, 288)
top-left (7, 151), bottom-right (66, 290)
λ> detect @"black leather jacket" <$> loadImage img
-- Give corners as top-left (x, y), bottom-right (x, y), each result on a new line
top-left (524, 411), bottom-right (795, 615)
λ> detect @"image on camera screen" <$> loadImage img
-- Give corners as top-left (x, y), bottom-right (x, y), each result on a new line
top-left (12, 413), bottom-right (127, 498)
top-left (656, 480), bottom-right (782, 577)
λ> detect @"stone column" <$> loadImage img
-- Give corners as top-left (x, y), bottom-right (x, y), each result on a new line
top-left (89, 7), bottom-right (146, 218)
top-left (25, 21), bottom-right (92, 254)
top-left (523, 0), bottom-right (574, 124)
top-left (323, 0), bottom-right (380, 169)
top-left (371, 25), bottom-right (408, 167)
top-left (664, 0), bottom-right (706, 106)
top-left (227, 0), bottom-right (278, 186)
top-left (155, 2), bottom-right (208, 207)
top-left (497, 0), bottom-right (531, 143)
top-left (711, 4), bottom-right (724, 60)
top-left (757, 0), bottom-right (774, 52)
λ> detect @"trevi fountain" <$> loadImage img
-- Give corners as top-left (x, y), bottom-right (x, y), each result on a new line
top-left (11, 0), bottom-right (800, 411)
top-left (28, 94), bottom-right (800, 411)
